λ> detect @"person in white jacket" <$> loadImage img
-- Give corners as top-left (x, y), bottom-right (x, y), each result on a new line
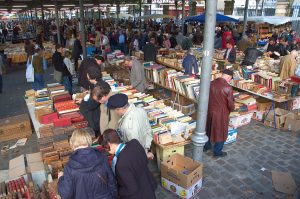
top-left (107, 93), bottom-right (154, 160)
top-left (63, 50), bottom-right (75, 77)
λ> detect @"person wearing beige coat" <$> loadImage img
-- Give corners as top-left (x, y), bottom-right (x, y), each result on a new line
top-left (92, 81), bottom-right (120, 135)
top-left (279, 50), bottom-right (298, 80)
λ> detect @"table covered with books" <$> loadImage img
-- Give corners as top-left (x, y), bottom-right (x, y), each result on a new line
top-left (4, 42), bottom-right (54, 64)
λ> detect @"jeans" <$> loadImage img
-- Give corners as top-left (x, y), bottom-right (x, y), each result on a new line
top-left (119, 43), bottom-right (125, 53)
top-left (62, 76), bottom-right (72, 95)
top-left (32, 74), bottom-right (44, 91)
top-left (0, 74), bottom-right (2, 93)
top-left (204, 141), bottom-right (225, 156)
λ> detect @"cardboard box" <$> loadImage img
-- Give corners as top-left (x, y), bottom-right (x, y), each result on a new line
top-left (256, 98), bottom-right (272, 112)
top-left (161, 177), bottom-right (202, 199)
top-left (40, 112), bottom-right (59, 124)
top-left (264, 108), bottom-right (292, 128)
top-left (35, 108), bottom-right (54, 123)
top-left (0, 114), bottom-right (32, 142)
top-left (283, 115), bottom-right (300, 132)
top-left (26, 152), bottom-right (47, 187)
top-left (229, 112), bottom-right (253, 128)
top-left (9, 155), bottom-right (26, 180)
top-left (225, 129), bottom-right (237, 144)
top-left (53, 117), bottom-right (72, 127)
top-left (161, 154), bottom-right (203, 189)
top-left (288, 96), bottom-right (300, 110)
top-left (252, 111), bottom-right (265, 122)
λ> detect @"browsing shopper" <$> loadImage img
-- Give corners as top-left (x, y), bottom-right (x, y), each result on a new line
top-left (204, 69), bottom-right (235, 157)
top-left (92, 81), bottom-right (120, 135)
top-left (107, 93), bottom-right (154, 160)
top-left (58, 129), bottom-right (118, 199)
top-left (102, 129), bottom-right (157, 199)
top-left (52, 44), bottom-right (72, 94)
top-left (124, 56), bottom-right (147, 93)
top-left (31, 47), bottom-right (45, 90)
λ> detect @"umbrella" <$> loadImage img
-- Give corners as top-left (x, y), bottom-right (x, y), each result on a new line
top-left (185, 13), bottom-right (239, 23)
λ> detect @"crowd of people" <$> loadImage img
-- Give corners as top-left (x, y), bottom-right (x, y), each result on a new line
top-left (0, 15), bottom-right (299, 198)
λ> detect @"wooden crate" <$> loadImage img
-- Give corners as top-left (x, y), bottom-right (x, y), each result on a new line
top-left (0, 114), bottom-right (32, 142)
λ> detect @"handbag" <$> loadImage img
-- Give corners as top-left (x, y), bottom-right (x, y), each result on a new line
top-left (26, 55), bottom-right (34, 82)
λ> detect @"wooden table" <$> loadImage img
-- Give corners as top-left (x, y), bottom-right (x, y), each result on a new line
top-left (25, 98), bottom-right (44, 138)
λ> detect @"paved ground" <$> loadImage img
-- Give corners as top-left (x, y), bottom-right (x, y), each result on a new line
top-left (0, 65), bottom-right (300, 199)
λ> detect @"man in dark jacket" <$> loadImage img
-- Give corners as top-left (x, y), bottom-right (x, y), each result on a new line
top-left (275, 37), bottom-right (288, 57)
top-left (241, 47), bottom-right (263, 66)
top-left (223, 42), bottom-right (236, 63)
top-left (78, 57), bottom-right (103, 91)
top-left (102, 129), bottom-right (157, 199)
top-left (182, 49), bottom-right (199, 75)
top-left (204, 69), bottom-right (235, 157)
top-left (72, 34), bottom-right (82, 70)
top-left (79, 67), bottom-right (102, 137)
top-left (143, 37), bottom-right (157, 62)
top-left (52, 44), bottom-right (72, 94)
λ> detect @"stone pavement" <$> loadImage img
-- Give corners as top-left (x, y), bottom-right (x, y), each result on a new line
top-left (152, 121), bottom-right (300, 199)
top-left (0, 66), bottom-right (300, 199)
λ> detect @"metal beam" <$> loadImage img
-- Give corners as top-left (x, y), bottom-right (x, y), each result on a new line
top-left (55, 1), bottom-right (61, 45)
top-left (243, 0), bottom-right (250, 36)
top-left (182, 0), bottom-right (185, 32)
top-left (79, 0), bottom-right (87, 59)
top-left (191, 0), bottom-right (217, 162)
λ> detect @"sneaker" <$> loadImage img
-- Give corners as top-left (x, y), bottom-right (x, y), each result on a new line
top-left (203, 147), bottom-right (211, 152)
top-left (213, 152), bottom-right (227, 157)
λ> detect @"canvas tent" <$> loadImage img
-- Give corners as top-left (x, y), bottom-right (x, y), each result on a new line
top-left (185, 13), bottom-right (239, 23)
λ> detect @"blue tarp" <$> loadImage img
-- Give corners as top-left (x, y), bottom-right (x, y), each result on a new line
top-left (185, 13), bottom-right (239, 23)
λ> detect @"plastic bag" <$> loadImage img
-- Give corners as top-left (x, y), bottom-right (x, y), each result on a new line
top-left (26, 56), bottom-right (34, 82)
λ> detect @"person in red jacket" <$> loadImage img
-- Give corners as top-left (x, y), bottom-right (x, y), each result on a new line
top-left (204, 69), bottom-right (235, 157)
top-left (221, 27), bottom-right (234, 49)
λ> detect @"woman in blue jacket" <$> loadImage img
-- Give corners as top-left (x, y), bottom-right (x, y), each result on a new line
top-left (58, 129), bottom-right (118, 199)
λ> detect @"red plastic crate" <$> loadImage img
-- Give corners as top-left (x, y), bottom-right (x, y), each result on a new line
top-left (40, 112), bottom-right (58, 124)
top-left (53, 117), bottom-right (72, 127)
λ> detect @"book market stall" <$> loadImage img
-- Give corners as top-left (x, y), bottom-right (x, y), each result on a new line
top-left (3, 42), bottom-right (54, 65)
top-left (141, 48), bottom-right (300, 133)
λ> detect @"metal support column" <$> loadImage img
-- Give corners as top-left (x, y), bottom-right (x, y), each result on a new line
top-left (139, 0), bottom-right (142, 31)
top-left (79, 0), bottom-right (87, 59)
top-left (55, 2), bottom-right (61, 45)
top-left (98, 5), bottom-right (101, 20)
top-left (243, 0), bottom-right (250, 36)
top-left (182, 0), bottom-right (185, 32)
top-left (191, 0), bottom-right (217, 162)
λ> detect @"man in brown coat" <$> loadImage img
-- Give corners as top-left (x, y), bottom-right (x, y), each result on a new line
top-left (204, 69), bottom-right (235, 157)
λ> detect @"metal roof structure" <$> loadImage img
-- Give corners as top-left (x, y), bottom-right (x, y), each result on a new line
top-left (0, 0), bottom-right (131, 11)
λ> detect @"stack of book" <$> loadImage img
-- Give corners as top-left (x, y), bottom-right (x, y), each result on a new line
top-left (47, 83), bottom-right (69, 99)
top-left (248, 70), bottom-right (281, 90)
top-left (54, 100), bottom-right (80, 114)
